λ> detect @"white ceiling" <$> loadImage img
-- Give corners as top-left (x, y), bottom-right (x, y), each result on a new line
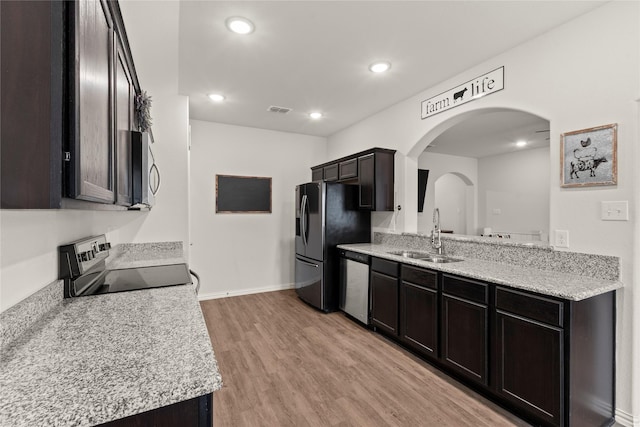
top-left (425, 110), bottom-right (550, 158)
top-left (178, 1), bottom-right (605, 137)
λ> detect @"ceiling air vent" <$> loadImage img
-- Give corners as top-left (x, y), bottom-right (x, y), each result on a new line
top-left (267, 105), bottom-right (292, 114)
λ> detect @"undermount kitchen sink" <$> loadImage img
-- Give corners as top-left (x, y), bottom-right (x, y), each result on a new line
top-left (386, 250), bottom-right (428, 259)
top-left (386, 251), bottom-right (463, 263)
top-left (420, 255), bottom-right (463, 263)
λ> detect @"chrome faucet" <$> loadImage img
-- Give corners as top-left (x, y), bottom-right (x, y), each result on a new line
top-left (431, 208), bottom-right (443, 255)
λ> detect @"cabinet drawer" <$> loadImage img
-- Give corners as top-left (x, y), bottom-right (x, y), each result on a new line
top-left (496, 287), bottom-right (563, 328)
top-left (442, 274), bottom-right (487, 305)
top-left (338, 158), bottom-right (358, 180)
top-left (371, 257), bottom-right (398, 277)
top-left (401, 265), bottom-right (437, 290)
top-left (323, 164), bottom-right (338, 181)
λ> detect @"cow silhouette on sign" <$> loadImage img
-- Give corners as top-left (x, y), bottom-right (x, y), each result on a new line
top-left (453, 88), bottom-right (468, 103)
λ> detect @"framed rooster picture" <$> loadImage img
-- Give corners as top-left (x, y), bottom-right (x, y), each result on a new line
top-left (560, 123), bottom-right (617, 188)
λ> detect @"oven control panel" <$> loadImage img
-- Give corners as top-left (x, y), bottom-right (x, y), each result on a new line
top-left (59, 235), bottom-right (112, 279)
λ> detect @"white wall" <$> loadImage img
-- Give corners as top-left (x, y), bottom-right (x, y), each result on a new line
top-left (189, 120), bottom-right (326, 299)
top-left (118, 1), bottom-right (190, 255)
top-left (0, 1), bottom-right (188, 312)
top-left (478, 147), bottom-right (549, 240)
top-left (418, 152), bottom-right (477, 234)
top-left (328, 2), bottom-right (639, 422)
top-left (0, 210), bottom-right (141, 311)
top-left (434, 174), bottom-right (467, 234)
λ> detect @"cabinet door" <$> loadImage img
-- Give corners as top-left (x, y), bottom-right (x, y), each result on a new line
top-left (68, 0), bottom-right (115, 203)
top-left (400, 281), bottom-right (438, 359)
top-left (311, 168), bottom-right (323, 181)
top-left (370, 271), bottom-right (398, 335)
top-left (115, 37), bottom-right (133, 206)
top-left (323, 164), bottom-right (338, 181)
top-left (358, 153), bottom-right (375, 209)
top-left (101, 393), bottom-right (212, 426)
top-left (495, 311), bottom-right (563, 426)
top-left (338, 158), bottom-right (358, 180)
top-left (441, 294), bottom-right (488, 385)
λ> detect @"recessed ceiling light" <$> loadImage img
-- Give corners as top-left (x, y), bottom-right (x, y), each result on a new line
top-left (309, 112), bottom-right (323, 120)
top-left (208, 93), bottom-right (225, 102)
top-left (516, 140), bottom-right (527, 147)
top-left (225, 17), bottom-right (254, 34)
top-left (369, 61), bottom-right (391, 73)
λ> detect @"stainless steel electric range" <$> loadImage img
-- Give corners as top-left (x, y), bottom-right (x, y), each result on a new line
top-left (59, 235), bottom-right (191, 298)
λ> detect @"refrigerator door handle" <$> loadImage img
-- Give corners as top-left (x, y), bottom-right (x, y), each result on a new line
top-left (297, 258), bottom-right (319, 268)
top-left (301, 194), bottom-right (308, 246)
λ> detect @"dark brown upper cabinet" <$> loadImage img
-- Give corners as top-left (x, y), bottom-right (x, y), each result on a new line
top-left (115, 34), bottom-right (135, 206)
top-left (338, 158), bottom-right (358, 180)
top-left (310, 148), bottom-right (395, 211)
top-left (1, 1), bottom-right (64, 209)
top-left (311, 168), bottom-right (323, 182)
top-left (1, 0), bottom-right (141, 210)
top-left (323, 164), bottom-right (339, 182)
top-left (67, 0), bottom-right (116, 204)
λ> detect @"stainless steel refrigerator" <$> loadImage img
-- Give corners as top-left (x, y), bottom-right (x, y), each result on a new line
top-left (295, 181), bottom-right (370, 312)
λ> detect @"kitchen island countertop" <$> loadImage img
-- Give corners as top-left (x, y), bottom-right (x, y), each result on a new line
top-left (339, 243), bottom-right (622, 301)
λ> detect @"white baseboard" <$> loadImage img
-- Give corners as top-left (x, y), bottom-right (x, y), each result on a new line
top-left (616, 408), bottom-right (639, 427)
top-left (197, 283), bottom-right (295, 301)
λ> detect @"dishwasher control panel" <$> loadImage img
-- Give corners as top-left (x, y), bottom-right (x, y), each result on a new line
top-left (340, 250), bottom-right (370, 264)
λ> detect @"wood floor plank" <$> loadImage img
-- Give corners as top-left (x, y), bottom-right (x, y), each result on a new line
top-left (201, 290), bottom-right (530, 427)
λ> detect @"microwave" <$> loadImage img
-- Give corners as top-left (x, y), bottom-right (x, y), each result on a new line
top-left (131, 131), bottom-right (158, 208)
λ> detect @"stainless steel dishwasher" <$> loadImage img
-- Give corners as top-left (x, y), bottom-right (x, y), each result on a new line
top-left (339, 250), bottom-right (370, 325)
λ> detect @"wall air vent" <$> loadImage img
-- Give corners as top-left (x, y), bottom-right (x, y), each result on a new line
top-left (267, 105), bottom-right (292, 114)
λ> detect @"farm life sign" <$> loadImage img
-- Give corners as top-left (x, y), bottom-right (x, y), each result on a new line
top-left (421, 66), bottom-right (504, 119)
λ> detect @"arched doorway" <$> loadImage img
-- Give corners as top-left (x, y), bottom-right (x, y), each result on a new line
top-left (408, 108), bottom-right (550, 241)
top-left (434, 172), bottom-right (474, 235)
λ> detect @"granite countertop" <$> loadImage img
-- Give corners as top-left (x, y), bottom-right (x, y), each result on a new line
top-left (106, 242), bottom-right (186, 269)
top-left (0, 243), bottom-right (222, 427)
top-left (339, 243), bottom-right (622, 301)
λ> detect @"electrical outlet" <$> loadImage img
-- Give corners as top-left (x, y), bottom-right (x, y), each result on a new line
top-left (555, 230), bottom-right (569, 248)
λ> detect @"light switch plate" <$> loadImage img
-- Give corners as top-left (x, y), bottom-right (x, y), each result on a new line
top-left (555, 230), bottom-right (569, 248)
top-left (601, 201), bottom-right (629, 221)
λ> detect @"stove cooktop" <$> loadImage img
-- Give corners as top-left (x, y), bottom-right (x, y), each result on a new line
top-left (59, 235), bottom-right (192, 298)
top-left (88, 264), bottom-right (192, 296)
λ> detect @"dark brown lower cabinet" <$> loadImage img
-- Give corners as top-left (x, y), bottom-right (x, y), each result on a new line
top-left (363, 258), bottom-right (614, 427)
top-left (370, 258), bottom-right (399, 336)
top-left (495, 311), bottom-right (563, 426)
top-left (494, 287), bottom-right (615, 427)
top-left (98, 393), bottom-right (212, 427)
top-left (400, 265), bottom-right (438, 359)
top-left (441, 275), bottom-right (488, 386)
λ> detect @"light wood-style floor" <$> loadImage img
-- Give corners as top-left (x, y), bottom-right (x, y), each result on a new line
top-left (200, 290), bottom-right (531, 427)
